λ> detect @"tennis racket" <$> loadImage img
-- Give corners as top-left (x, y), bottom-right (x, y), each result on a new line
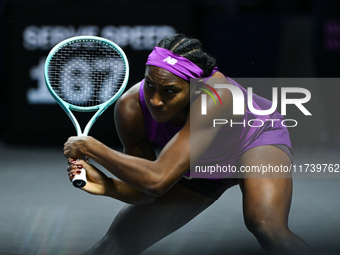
top-left (44, 36), bottom-right (129, 188)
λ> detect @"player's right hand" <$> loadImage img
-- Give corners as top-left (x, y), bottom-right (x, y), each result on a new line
top-left (67, 159), bottom-right (112, 196)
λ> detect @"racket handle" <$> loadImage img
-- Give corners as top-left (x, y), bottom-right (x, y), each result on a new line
top-left (72, 168), bottom-right (87, 188)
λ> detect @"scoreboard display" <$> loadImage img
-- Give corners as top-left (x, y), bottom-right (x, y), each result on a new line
top-left (4, 1), bottom-right (194, 146)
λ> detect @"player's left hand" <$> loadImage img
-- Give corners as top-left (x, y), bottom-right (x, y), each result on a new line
top-left (64, 136), bottom-right (91, 159)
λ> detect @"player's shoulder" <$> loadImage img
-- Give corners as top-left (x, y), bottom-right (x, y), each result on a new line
top-left (204, 70), bottom-right (232, 101)
top-left (114, 82), bottom-right (144, 133)
top-left (206, 70), bottom-right (229, 85)
top-left (210, 70), bottom-right (226, 79)
top-left (116, 82), bottom-right (142, 112)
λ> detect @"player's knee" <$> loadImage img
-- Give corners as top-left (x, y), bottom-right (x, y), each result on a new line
top-left (245, 217), bottom-right (287, 240)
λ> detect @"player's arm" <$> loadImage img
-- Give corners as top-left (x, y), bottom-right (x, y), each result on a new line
top-left (64, 72), bottom-right (240, 197)
top-left (107, 82), bottom-right (158, 203)
top-left (68, 159), bottom-right (156, 204)
top-left (68, 82), bottom-right (158, 204)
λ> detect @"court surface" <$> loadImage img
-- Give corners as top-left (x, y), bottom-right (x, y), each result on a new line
top-left (0, 141), bottom-right (339, 255)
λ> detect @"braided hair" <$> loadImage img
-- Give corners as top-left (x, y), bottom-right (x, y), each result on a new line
top-left (156, 34), bottom-right (216, 77)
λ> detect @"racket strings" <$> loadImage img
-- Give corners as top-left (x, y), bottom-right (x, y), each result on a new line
top-left (47, 40), bottom-right (126, 107)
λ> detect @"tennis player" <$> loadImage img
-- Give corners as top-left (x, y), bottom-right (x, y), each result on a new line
top-left (64, 34), bottom-right (312, 255)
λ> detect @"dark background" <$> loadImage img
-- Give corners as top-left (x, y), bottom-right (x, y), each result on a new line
top-left (0, 1), bottom-right (339, 255)
top-left (0, 0), bottom-right (339, 148)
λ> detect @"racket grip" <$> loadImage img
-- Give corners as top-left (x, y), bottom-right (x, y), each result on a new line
top-left (72, 168), bottom-right (87, 188)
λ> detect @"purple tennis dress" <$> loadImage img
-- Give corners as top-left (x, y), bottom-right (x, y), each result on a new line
top-left (139, 70), bottom-right (292, 199)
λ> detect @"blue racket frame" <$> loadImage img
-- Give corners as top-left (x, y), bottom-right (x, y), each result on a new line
top-left (44, 36), bottom-right (129, 136)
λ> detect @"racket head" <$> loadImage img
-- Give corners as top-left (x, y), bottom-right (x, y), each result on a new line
top-left (44, 36), bottom-right (129, 112)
